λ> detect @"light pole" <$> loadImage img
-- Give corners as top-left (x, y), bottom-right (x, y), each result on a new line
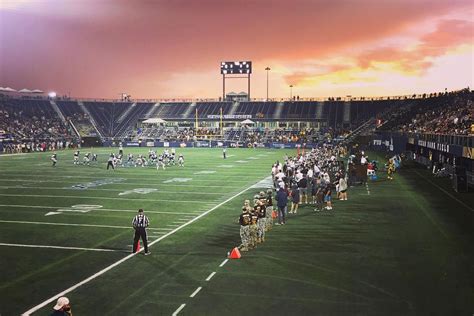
top-left (289, 85), bottom-right (293, 100)
top-left (265, 67), bottom-right (271, 100)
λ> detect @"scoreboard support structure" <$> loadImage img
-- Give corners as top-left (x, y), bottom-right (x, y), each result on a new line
top-left (220, 61), bottom-right (252, 101)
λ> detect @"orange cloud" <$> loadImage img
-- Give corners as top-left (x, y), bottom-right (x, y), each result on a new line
top-left (357, 19), bottom-right (474, 74)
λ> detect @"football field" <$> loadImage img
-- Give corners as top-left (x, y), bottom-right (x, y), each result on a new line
top-left (0, 148), bottom-right (473, 316)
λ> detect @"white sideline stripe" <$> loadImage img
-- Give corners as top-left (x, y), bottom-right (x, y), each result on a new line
top-left (172, 303), bottom-right (186, 316)
top-left (189, 286), bottom-right (202, 298)
top-left (414, 170), bottom-right (473, 212)
top-left (0, 243), bottom-right (118, 252)
top-left (0, 220), bottom-right (163, 231)
top-left (0, 204), bottom-right (201, 216)
top-left (219, 259), bottom-right (229, 267)
top-left (22, 176), bottom-right (259, 315)
top-left (205, 271), bottom-right (216, 281)
top-left (0, 193), bottom-right (210, 204)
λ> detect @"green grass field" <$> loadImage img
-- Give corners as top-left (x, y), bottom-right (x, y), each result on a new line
top-left (0, 148), bottom-right (473, 316)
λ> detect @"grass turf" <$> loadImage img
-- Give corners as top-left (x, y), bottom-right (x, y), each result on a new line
top-left (0, 149), bottom-right (473, 315)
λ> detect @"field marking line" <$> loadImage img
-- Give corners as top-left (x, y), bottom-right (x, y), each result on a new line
top-left (22, 178), bottom-right (258, 315)
top-left (413, 170), bottom-right (473, 212)
top-left (219, 259), bottom-right (229, 267)
top-left (0, 193), bottom-right (210, 204)
top-left (0, 204), bottom-right (201, 216)
top-left (0, 185), bottom-right (224, 195)
top-left (172, 303), bottom-right (186, 316)
top-left (0, 173), bottom-right (253, 183)
top-left (0, 178), bottom-right (244, 189)
top-left (0, 153), bottom-right (29, 157)
top-left (0, 243), bottom-right (118, 252)
top-left (189, 286), bottom-right (202, 298)
top-left (205, 271), bottom-right (216, 281)
top-left (0, 220), bottom-right (163, 231)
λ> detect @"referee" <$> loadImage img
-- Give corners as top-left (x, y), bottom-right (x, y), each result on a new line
top-left (132, 209), bottom-right (150, 255)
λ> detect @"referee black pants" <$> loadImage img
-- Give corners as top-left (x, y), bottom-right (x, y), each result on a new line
top-left (107, 161), bottom-right (114, 169)
top-left (132, 227), bottom-right (148, 253)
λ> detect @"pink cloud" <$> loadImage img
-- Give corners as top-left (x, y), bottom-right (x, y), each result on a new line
top-left (0, 0), bottom-right (472, 98)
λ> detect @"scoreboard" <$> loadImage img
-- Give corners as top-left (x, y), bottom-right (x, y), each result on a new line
top-left (220, 61), bottom-right (252, 74)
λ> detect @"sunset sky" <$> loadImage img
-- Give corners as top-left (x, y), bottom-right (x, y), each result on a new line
top-left (0, 0), bottom-right (473, 99)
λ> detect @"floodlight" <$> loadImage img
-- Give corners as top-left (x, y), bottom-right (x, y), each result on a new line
top-left (48, 92), bottom-right (57, 98)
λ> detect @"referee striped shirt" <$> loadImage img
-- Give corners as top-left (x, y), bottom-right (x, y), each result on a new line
top-left (132, 214), bottom-right (150, 228)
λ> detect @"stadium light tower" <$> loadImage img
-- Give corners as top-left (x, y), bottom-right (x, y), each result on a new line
top-left (289, 85), bottom-right (294, 100)
top-left (265, 67), bottom-right (271, 100)
top-left (220, 61), bottom-right (252, 101)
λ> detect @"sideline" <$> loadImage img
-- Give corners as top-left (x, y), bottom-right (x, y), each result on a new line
top-left (413, 170), bottom-right (473, 212)
top-left (22, 178), bottom-right (260, 315)
top-left (0, 220), bottom-right (164, 230)
top-left (0, 243), bottom-right (119, 252)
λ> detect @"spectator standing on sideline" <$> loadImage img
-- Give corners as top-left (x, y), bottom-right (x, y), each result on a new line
top-left (223, 147), bottom-right (227, 159)
top-left (50, 297), bottom-right (72, 316)
top-left (339, 176), bottom-right (348, 201)
top-left (132, 209), bottom-right (151, 255)
top-left (275, 187), bottom-right (288, 225)
top-left (289, 183), bottom-right (300, 214)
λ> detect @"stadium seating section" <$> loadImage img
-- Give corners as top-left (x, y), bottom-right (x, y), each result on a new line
top-left (1, 90), bottom-right (472, 143)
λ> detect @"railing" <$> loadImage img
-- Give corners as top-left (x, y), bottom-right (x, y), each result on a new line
top-left (2, 88), bottom-right (470, 104)
top-left (375, 131), bottom-right (473, 147)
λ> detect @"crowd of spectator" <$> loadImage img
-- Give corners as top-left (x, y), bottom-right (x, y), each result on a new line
top-left (237, 144), bottom-right (349, 252)
top-left (379, 89), bottom-right (473, 135)
top-left (2, 140), bottom-right (79, 154)
top-left (0, 100), bottom-right (76, 141)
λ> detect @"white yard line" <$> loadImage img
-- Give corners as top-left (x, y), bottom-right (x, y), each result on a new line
top-left (0, 243), bottom-right (118, 252)
top-left (172, 303), bottom-right (186, 316)
top-left (0, 204), bottom-right (201, 216)
top-left (0, 178), bottom-right (244, 188)
top-left (0, 220), bottom-right (163, 230)
top-left (0, 185), bottom-right (224, 195)
top-left (219, 259), bottom-right (229, 267)
top-left (0, 173), bottom-right (253, 183)
top-left (205, 271), bottom-right (216, 281)
top-left (22, 178), bottom-right (258, 315)
top-left (0, 193), bottom-right (210, 204)
top-left (189, 286), bottom-right (202, 298)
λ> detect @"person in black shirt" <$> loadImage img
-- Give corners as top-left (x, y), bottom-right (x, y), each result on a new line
top-left (256, 199), bottom-right (266, 243)
top-left (132, 209), bottom-right (150, 255)
top-left (265, 189), bottom-right (273, 231)
top-left (106, 154), bottom-right (115, 170)
top-left (238, 207), bottom-right (250, 251)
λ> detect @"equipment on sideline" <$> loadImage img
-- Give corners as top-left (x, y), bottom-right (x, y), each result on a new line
top-left (228, 247), bottom-right (241, 259)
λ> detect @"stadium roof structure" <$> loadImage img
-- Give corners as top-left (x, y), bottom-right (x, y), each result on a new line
top-left (31, 89), bottom-right (44, 93)
top-left (1, 87), bottom-right (16, 92)
top-left (18, 88), bottom-right (33, 93)
top-left (142, 118), bottom-right (167, 124)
